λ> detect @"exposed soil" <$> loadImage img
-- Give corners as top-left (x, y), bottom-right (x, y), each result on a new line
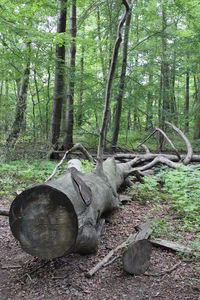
top-left (0, 194), bottom-right (200, 300)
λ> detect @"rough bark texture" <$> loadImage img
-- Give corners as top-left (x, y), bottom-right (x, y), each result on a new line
top-left (194, 68), bottom-right (200, 139)
top-left (97, 0), bottom-right (132, 161)
top-left (185, 68), bottom-right (189, 133)
top-left (49, 0), bottom-right (67, 149)
top-left (6, 43), bottom-right (31, 149)
top-left (63, 0), bottom-right (76, 149)
top-left (123, 240), bottom-right (152, 275)
top-left (9, 157), bottom-right (134, 259)
top-left (110, 8), bottom-right (132, 149)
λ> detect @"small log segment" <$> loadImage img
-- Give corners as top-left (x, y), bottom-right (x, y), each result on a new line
top-left (9, 154), bottom-right (139, 259)
top-left (122, 220), bottom-right (154, 275)
top-left (86, 219), bottom-right (154, 277)
top-left (123, 240), bottom-right (152, 275)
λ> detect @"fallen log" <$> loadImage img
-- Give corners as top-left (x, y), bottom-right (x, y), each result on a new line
top-left (114, 153), bottom-right (200, 163)
top-left (9, 155), bottom-right (139, 259)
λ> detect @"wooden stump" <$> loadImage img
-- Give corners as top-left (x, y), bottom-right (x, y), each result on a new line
top-left (123, 239), bottom-right (152, 275)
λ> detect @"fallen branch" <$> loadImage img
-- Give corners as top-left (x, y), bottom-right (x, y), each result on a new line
top-left (124, 156), bottom-right (179, 178)
top-left (46, 143), bottom-right (94, 182)
top-left (165, 121), bottom-right (193, 165)
top-left (150, 238), bottom-right (198, 256)
top-left (86, 219), bottom-right (155, 278)
top-left (155, 127), bottom-right (181, 160)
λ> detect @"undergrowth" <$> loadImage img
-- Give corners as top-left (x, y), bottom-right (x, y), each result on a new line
top-left (129, 165), bottom-right (200, 233)
top-left (0, 159), bottom-right (94, 201)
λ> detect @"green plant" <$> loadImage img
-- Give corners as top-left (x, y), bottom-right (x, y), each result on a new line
top-left (80, 159), bottom-right (94, 173)
top-left (128, 175), bottom-right (160, 203)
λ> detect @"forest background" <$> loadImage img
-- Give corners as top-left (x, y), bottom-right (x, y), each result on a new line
top-left (0, 0), bottom-right (200, 156)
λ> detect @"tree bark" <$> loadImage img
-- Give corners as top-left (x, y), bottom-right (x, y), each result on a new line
top-left (185, 68), bottom-right (189, 133)
top-left (49, 0), bottom-right (67, 149)
top-left (63, 0), bottom-right (77, 150)
top-left (97, 0), bottom-right (133, 162)
top-left (110, 7), bottom-right (132, 150)
top-left (193, 67), bottom-right (200, 139)
top-left (77, 44), bottom-right (84, 127)
top-left (6, 43), bottom-right (31, 149)
top-left (9, 156), bottom-right (137, 259)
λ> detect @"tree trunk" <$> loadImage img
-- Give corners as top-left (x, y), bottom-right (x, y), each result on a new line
top-left (77, 44), bottom-right (84, 127)
top-left (49, 0), bottom-right (67, 149)
top-left (63, 0), bottom-right (77, 150)
top-left (6, 43), bottom-right (31, 149)
top-left (145, 70), bottom-right (153, 130)
top-left (9, 157), bottom-right (135, 259)
top-left (98, 0), bottom-right (132, 161)
top-left (194, 68), bottom-right (200, 139)
top-left (110, 8), bottom-right (132, 150)
top-left (185, 69), bottom-right (189, 133)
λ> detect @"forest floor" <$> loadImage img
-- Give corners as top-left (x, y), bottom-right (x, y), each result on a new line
top-left (0, 190), bottom-right (200, 300)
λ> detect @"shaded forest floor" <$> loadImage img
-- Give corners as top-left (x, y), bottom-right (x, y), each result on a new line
top-left (0, 189), bottom-right (200, 300)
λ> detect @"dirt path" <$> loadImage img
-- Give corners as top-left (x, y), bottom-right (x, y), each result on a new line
top-left (0, 197), bottom-right (199, 300)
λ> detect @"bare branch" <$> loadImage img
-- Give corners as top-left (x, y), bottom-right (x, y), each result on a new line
top-left (46, 143), bottom-right (94, 182)
top-left (155, 127), bottom-right (181, 160)
top-left (165, 121), bottom-right (193, 165)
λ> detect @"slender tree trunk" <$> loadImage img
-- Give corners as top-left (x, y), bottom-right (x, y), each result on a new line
top-left (4, 80), bottom-right (9, 133)
top-left (161, 2), bottom-right (170, 127)
top-left (6, 43), bottom-right (31, 149)
top-left (77, 44), bottom-right (84, 127)
top-left (63, 0), bottom-right (76, 150)
top-left (170, 44), bottom-right (177, 123)
top-left (49, 0), bottom-right (67, 149)
top-left (145, 71), bottom-right (153, 130)
top-left (194, 67), bottom-right (200, 139)
top-left (46, 66), bottom-right (51, 140)
top-left (34, 69), bottom-right (43, 135)
top-left (97, 7), bottom-right (106, 82)
top-left (110, 8), bottom-right (132, 150)
top-left (97, 0), bottom-right (132, 161)
top-left (185, 69), bottom-right (189, 133)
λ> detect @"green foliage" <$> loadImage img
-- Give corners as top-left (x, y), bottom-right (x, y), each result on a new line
top-left (160, 166), bottom-right (200, 228)
top-left (129, 175), bottom-right (160, 203)
top-left (129, 166), bottom-right (200, 231)
top-left (80, 159), bottom-right (94, 173)
top-left (0, 160), bottom-right (57, 200)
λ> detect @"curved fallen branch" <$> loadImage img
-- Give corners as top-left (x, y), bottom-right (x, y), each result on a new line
top-left (165, 121), bottom-right (193, 165)
top-left (155, 127), bottom-right (181, 160)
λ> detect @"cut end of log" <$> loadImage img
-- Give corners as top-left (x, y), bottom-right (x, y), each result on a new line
top-left (9, 185), bottom-right (78, 259)
top-left (123, 239), bottom-right (152, 275)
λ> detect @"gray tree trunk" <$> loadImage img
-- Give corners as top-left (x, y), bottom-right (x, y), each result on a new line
top-left (6, 43), bottom-right (31, 149)
top-left (110, 8), bottom-right (132, 150)
top-left (185, 69), bottom-right (189, 133)
top-left (63, 0), bottom-right (76, 150)
top-left (194, 67), bottom-right (200, 139)
top-left (49, 0), bottom-right (67, 149)
top-left (9, 157), bottom-right (135, 259)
